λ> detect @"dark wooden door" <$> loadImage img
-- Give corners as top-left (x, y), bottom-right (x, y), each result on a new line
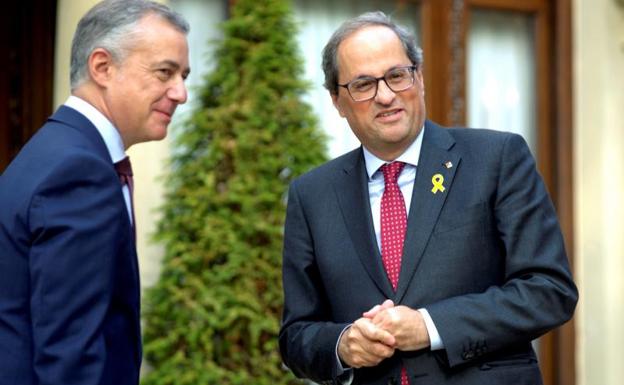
top-left (418, 1), bottom-right (575, 384)
top-left (1, 0), bottom-right (56, 172)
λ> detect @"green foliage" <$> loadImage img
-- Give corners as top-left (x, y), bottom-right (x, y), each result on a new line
top-left (141, 0), bottom-right (327, 384)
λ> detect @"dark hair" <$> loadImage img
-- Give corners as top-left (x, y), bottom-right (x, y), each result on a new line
top-left (321, 11), bottom-right (423, 95)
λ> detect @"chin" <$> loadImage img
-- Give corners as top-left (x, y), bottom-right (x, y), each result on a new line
top-left (381, 127), bottom-right (411, 141)
top-left (147, 126), bottom-right (169, 142)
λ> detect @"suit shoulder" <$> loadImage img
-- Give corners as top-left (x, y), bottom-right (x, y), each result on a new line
top-left (446, 127), bottom-right (523, 145)
top-left (443, 127), bottom-right (530, 157)
top-left (1, 127), bottom-right (117, 205)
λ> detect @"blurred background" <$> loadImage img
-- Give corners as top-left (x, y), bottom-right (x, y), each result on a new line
top-left (2, 0), bottom-right (622, 384)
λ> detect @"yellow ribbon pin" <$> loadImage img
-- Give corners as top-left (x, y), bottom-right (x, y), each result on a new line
top-left (431, 174), bottom-right (445, 194)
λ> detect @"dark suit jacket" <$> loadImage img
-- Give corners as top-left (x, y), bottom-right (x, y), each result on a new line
top-left (279, 120), bottom-right (578, 385)
top-left (0, 106), bottom-right (142, 385)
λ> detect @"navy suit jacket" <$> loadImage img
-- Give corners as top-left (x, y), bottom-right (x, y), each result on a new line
top-left (279, 121), bottom-right (578, 385)
top-left (0, 106), bottom-right (142, 385)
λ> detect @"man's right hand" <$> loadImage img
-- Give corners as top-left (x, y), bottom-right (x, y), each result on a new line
top-left (337, 317), bottom-right (396, 368)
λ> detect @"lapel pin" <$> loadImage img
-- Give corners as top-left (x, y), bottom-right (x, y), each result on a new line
top-left (431, 173), bottom-right (445, 194)
top-left (444, 161), bottom-right (453, 169)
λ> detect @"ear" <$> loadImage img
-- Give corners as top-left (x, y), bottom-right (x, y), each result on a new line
top-left (87, 48), bottom-right (115, 87)
top-left (415, 67), bottom-right (425, 96)
top-left (331, 92), bottom-right (346, 118)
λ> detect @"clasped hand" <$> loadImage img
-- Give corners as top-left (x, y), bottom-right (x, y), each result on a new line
top-left (338, 300), bottom-right (430, 368)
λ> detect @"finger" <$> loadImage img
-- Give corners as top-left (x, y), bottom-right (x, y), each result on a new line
top-left (361, 321), bottom-right (396, 347)
top-left (368, 340), bottom-right (395, 359)
top-left (363, 299), bottom-right (395, 318)
top-left (373, 306), bottom-right (402, 327)
top-left (340, 323), bottom-right (395, 368)
top-left (380, 299), bottom-right (395, 309)
top-left (362, 304), bottom-right (381, 318)
top-left (349, 340), bottom-right (396, 367)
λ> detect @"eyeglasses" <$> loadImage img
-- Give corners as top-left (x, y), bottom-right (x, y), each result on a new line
top-left (337, 65), bottom-right (418, 102)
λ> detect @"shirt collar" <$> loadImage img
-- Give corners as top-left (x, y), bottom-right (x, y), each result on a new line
top-left (64, 95), bottom-right (126, 163)
top-left (363, 125), bottom-right (425, 179)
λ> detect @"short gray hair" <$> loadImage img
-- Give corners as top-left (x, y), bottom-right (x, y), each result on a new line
top-left (70, 0), bottom-right (189, 90)
top-left (322, 11), bottom-right (423, 95)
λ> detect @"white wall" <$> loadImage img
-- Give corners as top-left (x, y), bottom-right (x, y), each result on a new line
top-left (574, 1), bottom-right (624, 384)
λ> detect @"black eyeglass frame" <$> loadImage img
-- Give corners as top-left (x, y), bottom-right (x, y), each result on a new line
top-left (337, 65), bottom-right (419, 102)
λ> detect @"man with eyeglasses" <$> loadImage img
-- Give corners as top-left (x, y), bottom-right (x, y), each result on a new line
top-left (279, 11), bottom-right (577, 385)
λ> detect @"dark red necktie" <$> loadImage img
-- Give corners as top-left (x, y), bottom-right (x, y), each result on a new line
top-left (380, 161), bottom-right (409, 385)
top-left (114, 156), bottom-right (136, 239)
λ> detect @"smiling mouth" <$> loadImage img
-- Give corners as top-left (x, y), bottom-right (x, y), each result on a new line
top-left (377, 109), bottom-right (402, 118)
top-left (155, 109), bottom-right (173, 119)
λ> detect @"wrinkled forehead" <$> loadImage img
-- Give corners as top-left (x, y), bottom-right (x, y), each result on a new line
top-left (336, 26), bottom-right (410, 80)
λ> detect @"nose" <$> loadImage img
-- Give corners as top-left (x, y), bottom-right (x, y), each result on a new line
top-left (374, 78), bottom-right (396, 105)
top-left (168, 77), bottom-right (188, 104)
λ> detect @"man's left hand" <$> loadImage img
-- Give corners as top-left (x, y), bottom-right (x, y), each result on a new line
top-left (363, 300), bottom-right (430, 352)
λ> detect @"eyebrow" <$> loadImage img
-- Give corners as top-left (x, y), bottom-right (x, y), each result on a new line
top-left (350, 64), bottom-right (411, 80)
top-left (155, 59), bottom-right (191, 77)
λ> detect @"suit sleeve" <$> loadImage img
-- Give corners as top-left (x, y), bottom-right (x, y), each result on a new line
top-left (279, 179), bottom-right (350, 384)
top-left (426, 133), bottom-right (578, 367)
top-left (28, 151), bottom-right (127, 384)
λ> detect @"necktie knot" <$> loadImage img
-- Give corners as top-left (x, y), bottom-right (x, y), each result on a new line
top-left (381, 161), bottom-right (405, 185)
top-left (114, 156), bottom-right (136, 238)
top-left (114, 156), bottom-right (133, 187)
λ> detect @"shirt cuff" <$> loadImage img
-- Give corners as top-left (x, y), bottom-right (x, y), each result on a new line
top-left (418, 308), bottom-right (444, 351)
top-left (335, 324), bottom-right (354, 384)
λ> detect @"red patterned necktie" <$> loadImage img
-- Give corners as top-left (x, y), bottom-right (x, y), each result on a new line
top-left (380, 161), bottom-right (407, 290)
top-left (380, 161), bottom-right (409, 385)
top-left (114, 156), bottom-right (136, 239)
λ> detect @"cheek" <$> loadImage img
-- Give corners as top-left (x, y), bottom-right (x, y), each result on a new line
top-left (353, 104), bottom-right (374, 123)
top-left (403, 90), bottom-right (422, 109)
top-left (333, 98), bottom-right (348, 118)
top-left (334, 95), bottom-right (375, 125)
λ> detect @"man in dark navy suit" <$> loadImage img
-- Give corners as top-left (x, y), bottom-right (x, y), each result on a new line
top-left (0, 1), bottom-right (189, 384)
top-left (279, 11), bottom-right (577, 385)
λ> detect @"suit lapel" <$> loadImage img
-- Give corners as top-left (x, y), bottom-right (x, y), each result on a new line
top-left (395, 122), bottom-right (461, 302)
top-left (333, 148), bottom-right (395, 299)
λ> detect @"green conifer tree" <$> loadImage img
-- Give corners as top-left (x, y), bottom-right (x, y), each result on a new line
top-left (141, 0), bottom-right (326, 384)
